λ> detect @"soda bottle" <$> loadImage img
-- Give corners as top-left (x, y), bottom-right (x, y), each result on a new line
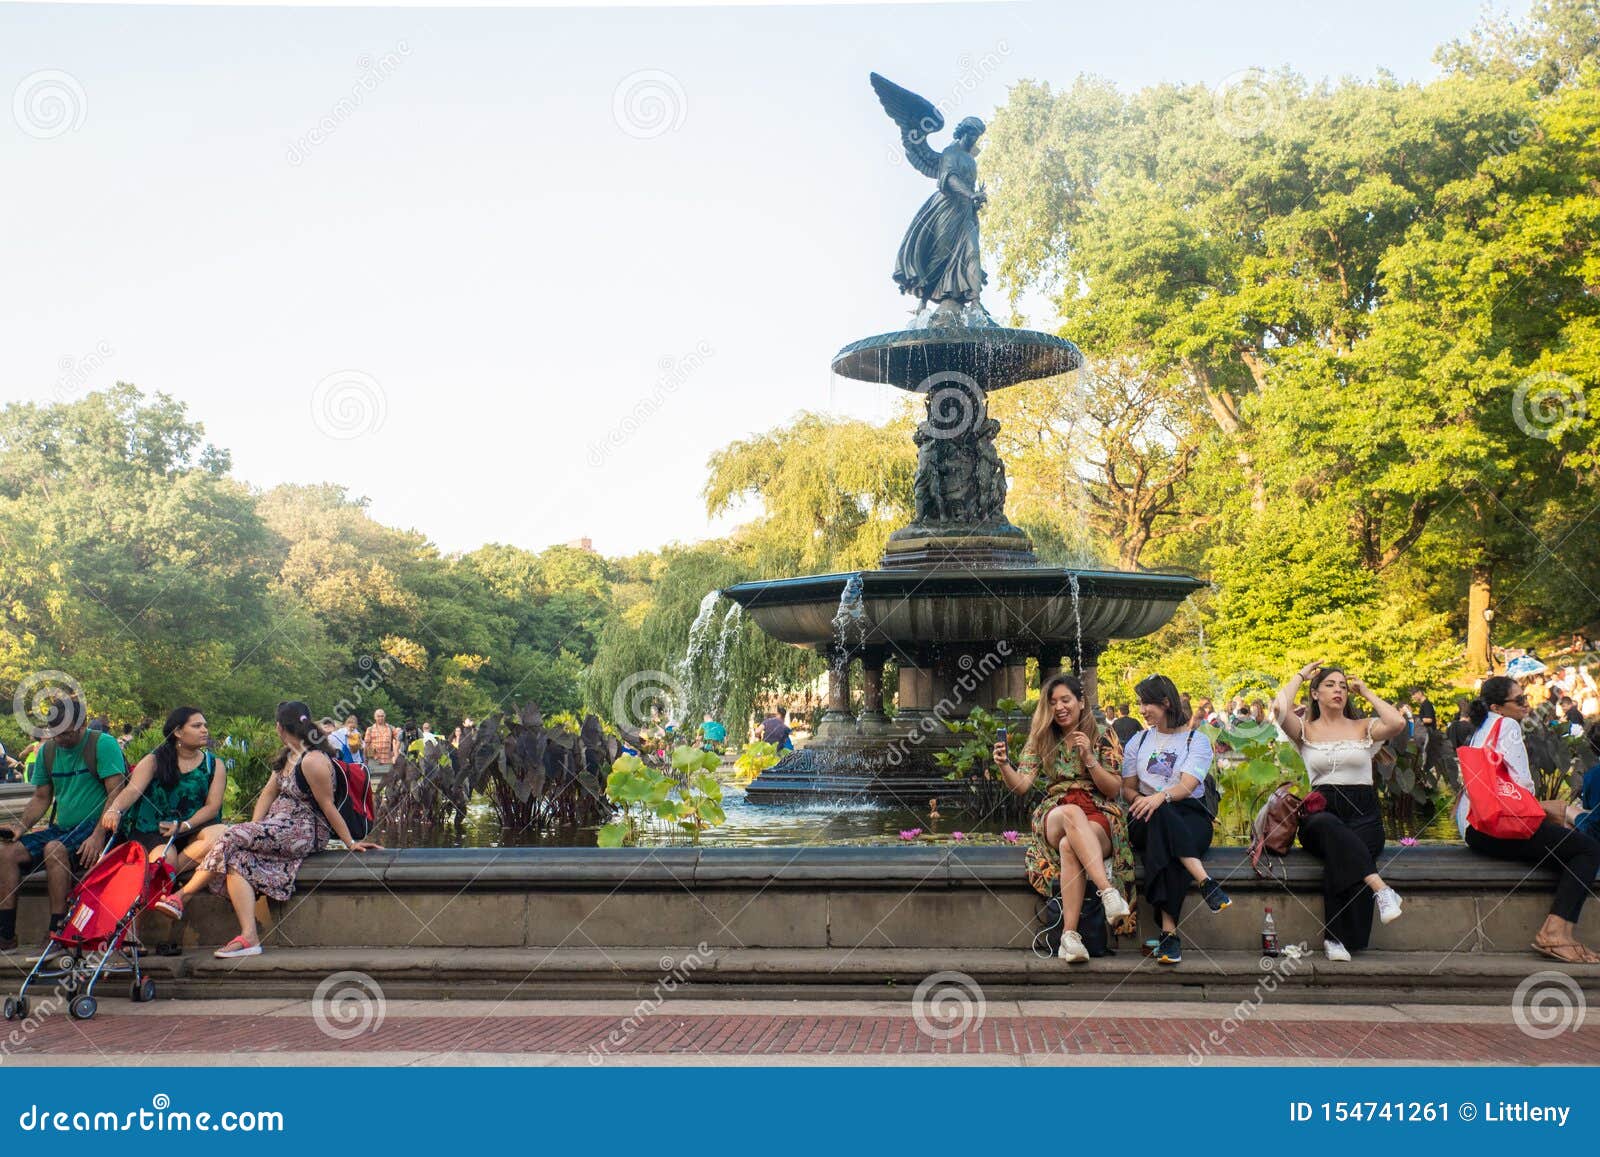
top-left (1261, 905), bottom-right (1280, 958)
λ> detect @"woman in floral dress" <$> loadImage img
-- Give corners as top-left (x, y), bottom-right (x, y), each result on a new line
top-left (154, 700), bottom-right (381, 958)
top-left (993, 672), bottom-right (1135, 961)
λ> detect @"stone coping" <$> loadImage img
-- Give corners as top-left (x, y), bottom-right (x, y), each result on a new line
top-left (161, 844), bottom-right (1581, 893)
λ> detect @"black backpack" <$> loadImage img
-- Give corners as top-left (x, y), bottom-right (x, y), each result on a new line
top-left (1033, 884), bottom-right (1112, 959)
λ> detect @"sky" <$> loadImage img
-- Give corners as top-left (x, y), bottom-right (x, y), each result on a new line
top-left (0, 0), bottom-right (1525, 559)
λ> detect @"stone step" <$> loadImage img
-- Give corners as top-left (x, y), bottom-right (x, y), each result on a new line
top-left (9, 947), bottom-right (1593, 1005)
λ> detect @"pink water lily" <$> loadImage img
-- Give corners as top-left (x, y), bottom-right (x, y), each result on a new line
top-left (899, 828), bottom-right (922, 841)
top-left (952, 831), bottom-right (965, 840)
top-left (1399, 836), bottom-right (1418, 847)
top-left (1001, 830), bottom-right (1020, 844)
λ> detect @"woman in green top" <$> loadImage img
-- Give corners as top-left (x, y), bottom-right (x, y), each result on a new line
top-left (100, 707), bottom-right (227, 874)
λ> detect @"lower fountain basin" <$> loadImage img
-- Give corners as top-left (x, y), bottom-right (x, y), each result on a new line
top-left (722, 567), bottom-right (1205, 652)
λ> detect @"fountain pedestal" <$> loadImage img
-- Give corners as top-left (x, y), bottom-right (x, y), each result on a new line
top-left (722, 317), bottom-right (1204, 805)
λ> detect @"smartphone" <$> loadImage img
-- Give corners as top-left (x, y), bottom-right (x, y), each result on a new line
top-left (996, 727), bottom-right (1008, 745)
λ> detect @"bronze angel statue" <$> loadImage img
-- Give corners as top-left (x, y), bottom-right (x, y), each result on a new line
top-left (871, 72), bottom-right (990, 318)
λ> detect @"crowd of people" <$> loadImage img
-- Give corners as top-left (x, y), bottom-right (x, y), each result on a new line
top-left (1000, 663), bottom-right (1600, 967)
top-left (3, 661), bottom-right (1597, 969)
top-left (1, 699), bottom-right (381, 961)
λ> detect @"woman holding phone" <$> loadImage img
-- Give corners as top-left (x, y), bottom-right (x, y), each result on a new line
top-left (993, 672), bottom-right (1134, 963)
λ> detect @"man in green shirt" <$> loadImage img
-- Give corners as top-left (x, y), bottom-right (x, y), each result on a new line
top-left (0, 700), bottom-right (127, 951)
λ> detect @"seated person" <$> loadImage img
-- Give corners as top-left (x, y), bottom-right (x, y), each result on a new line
top-left (98, 707), bottom-right (227, 951)
top-left (0, 699), bottom-right (126, 951)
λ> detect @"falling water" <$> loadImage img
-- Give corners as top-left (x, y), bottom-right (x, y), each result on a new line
top-left (831, 573), bottom-right (868, 665)
top-left (711, 602), bottom-right (743, 692)
top-left (677, 590), bottom-right (724, 720)
top-left (1067, 572), bottom-right (1083, 671)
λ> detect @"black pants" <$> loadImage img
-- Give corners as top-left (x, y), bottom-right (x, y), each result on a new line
top-left (1465, 820), bottom-right (1600, 924)
top-left (1129, 799), bottom-right (1214, 923)
top-left (1297, 785), bottom-right (1384, 951)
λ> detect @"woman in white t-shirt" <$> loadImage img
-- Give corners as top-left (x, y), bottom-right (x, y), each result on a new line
top-left (1460, 676), bottom-right (1600, 964)
top-left (1119, 674), bottom-right (1231, 967)
top-left (1272, 662), bottom-right (1407, 961)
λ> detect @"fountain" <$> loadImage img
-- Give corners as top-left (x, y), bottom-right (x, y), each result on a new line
top-left (722, 73), bottom-right (1204, 804)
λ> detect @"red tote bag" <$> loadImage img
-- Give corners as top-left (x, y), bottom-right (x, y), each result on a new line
top-left (1459, 716), bottom-right (1546, 839)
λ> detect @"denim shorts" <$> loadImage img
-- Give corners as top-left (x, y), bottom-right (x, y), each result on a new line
top-left (17, 816), bottom-right (102, 871)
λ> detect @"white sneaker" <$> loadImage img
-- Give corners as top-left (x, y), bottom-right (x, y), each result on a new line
top-left (1057, 929), bottom-right (1090, 963)
top-left (1097, 887), bottom-right (1130, 922)
top-left (1375, 887), bottom-right (1403, 925)
top-left (1324, 938), bottom-right (1352, 962)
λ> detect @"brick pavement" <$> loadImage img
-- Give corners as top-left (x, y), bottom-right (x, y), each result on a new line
top-left (4, 1008), bottom-right (1594, 1063)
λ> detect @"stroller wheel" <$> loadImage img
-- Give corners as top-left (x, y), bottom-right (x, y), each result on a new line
top-left (2, 995), bottom-right (24, 1021)
top-left (69, 994), bottom-right (97, 1021)
top-left (130, 978), bottom-right (156, 1004)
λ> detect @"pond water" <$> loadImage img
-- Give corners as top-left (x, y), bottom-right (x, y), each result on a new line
top-left (376, 775), bottom-right (1459, 850)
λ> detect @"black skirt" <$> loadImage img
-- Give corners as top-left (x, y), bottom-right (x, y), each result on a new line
top-left (1128, 798), bottom-right (1214, 921)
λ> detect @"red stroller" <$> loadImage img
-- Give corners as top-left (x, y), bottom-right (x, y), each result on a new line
top-left (3, 834), bottom-right (176, 1022)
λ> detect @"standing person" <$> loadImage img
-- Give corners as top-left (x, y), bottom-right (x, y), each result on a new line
top-left (699, 713), bottom-right (728, 752)
top-left (0, 699), bottom-right (127, 952)
top-left (1120, 675), bottom-right (1230, 964)
top-left (993, 672), bottom-right (1134, 964)
top-left (1109, 703), bottom-right (1141, 748)
top-left (154, 701), bottom-right (381, 958)
top-left (1272, 662), bottom-right (1407, 961)
top-left (1410, 689), bottom-right (1437, 732)
top-left (1457, 677), bottom-right (1600, 964)
top-left (342, 715), bottom-right (364, 764)
top-left (118, 723), bottom-right (134, 751)
top-left (363, 709), bottom-right (401, 778)
top-left (1446, 699), bottom-right (1477, 752)
top-left (760, 708), bottom-right (793, 751)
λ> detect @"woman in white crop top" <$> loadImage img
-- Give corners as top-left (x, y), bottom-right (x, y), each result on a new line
top-left (1272, 661), bottom-right (1407, 961)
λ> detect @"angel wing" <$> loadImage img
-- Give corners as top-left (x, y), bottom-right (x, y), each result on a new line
top-left (870, 72), bottom-right (943, 179)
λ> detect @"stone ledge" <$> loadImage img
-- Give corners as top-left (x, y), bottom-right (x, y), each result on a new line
top-left (4, 844), bottom-right (1568, 893)
top-left (8, 947), bottom-right (1591, 1005)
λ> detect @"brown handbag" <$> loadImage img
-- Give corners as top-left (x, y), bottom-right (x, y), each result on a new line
top-left (1250, 784), bottom-right (1304, 879)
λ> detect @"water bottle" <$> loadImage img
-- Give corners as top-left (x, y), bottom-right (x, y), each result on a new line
top-left (1261, 905), bottom-right (1280, 958)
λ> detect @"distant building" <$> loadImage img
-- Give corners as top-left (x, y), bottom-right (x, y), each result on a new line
top-left (565, 537), bottom-right (595, 552)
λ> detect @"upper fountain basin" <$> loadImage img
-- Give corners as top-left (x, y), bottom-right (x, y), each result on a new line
top-left (832, 326), bottom-right (1084, 392)
top-left (721, 567), bottom-right (1205, 651)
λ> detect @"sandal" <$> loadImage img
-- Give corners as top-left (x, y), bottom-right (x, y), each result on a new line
top-left (1531, 940), bottom-right (1591, 964)
top-left (213, 935), bottom-right (262, 959)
